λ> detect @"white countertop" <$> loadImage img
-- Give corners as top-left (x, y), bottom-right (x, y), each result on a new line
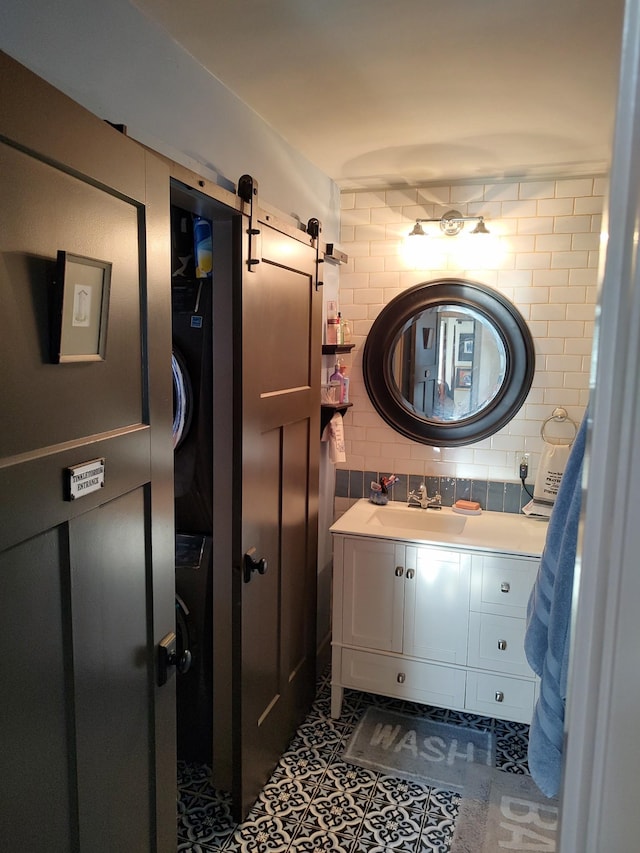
top-left (330, 499), bottom-right (548, 558)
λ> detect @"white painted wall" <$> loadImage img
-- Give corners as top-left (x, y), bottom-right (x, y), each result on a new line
top-left (0, 0), bottom-right (340, 239)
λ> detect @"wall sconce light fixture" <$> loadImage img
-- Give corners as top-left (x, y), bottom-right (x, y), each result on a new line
top-left (408, 209), bottom-right (490, 238)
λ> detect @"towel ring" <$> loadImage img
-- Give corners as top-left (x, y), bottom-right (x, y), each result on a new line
top-left (540, 407), bottom-right (578, 445)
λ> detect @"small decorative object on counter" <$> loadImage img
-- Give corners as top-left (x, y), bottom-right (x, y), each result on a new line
top-left (452, 499), bottom-right (482, 515)
top-left (369, 473), bottom-right (397, 505)
top-left (369, 481), bottom-right (387, 505)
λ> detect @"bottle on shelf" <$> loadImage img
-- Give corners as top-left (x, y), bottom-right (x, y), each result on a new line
top-left (340, 315), bottom-right (352, 344)
top-left (339, 360), bottom-right (350, 403)
top-left (329, 362), bottom-right (345, 404)
top-left (326, 300), bottom-right (339, 345)
top-left (326, 318), bottom-right (339, 345)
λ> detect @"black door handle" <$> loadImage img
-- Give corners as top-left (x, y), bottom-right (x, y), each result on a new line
top-left (244, 548), bottom-right (268, 583)
top-left (157, 631), bottom-right (192, 686)
top-left (176, 648), bottom-right (192, 674)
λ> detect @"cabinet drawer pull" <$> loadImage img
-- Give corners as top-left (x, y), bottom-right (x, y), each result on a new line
top-left (497, 639), bottom-right (507, 651)
top-left (495, 690), bottom-right (504, 702)
top-left (397, 672), bottom-right (406, 684)
top-left (500, 582), bottom-right (510, 593)
top-left (406, 568), bottom-right (415, 580)
top-left (395, 566), bottom-right (404, 577)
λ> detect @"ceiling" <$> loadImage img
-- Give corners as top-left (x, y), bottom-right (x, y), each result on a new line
top-left (132, 0), bottom-right (625, 190)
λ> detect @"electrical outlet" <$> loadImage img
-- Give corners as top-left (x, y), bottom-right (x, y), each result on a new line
top-left (517, 452), bottom-right (530, 480)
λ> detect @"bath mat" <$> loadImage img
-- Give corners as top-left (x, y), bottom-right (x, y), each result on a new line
top-left (342, 706), bottom-right (494, 791)
top-left (449, 763), bottom-right (558, 852)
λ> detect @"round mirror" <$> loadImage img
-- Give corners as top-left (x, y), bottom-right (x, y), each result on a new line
top-left (363, 278), bottom-right (535, 446)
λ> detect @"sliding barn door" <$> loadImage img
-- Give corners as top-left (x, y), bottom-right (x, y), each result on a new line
top-left (233, 208), bottom-right (321, 818)
top-left (0, 52), bottom-right (176, 852)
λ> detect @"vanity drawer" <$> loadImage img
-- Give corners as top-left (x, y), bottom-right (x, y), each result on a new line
top-left (467, 612), bottom-right (533, 677)
top-left (465, 671), bottom-right (535, 724)
top-left (340, 647), bottom-right (466, 709)
top-left (470, 554), bottom-right (538, 618)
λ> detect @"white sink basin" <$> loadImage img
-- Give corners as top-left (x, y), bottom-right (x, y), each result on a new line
top-left (368, 506), bottom-right (467, 536)
top-left (331, 499), bottom-right (548, 557)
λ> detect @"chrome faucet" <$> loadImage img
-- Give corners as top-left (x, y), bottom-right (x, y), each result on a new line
top-left (407, 484), bottom-right (442, 509)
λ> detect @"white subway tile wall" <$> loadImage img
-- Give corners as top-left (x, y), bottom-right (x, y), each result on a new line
top-left (335, 177), bottom-right (604, 486)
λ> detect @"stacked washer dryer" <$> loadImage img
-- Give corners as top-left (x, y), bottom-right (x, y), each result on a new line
top-left (174, 532), bottom-right (213, 763)
top-left (171, 204), bottom-right (215, 764)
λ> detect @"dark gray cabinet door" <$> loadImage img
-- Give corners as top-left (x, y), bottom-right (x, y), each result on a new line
top-left (232, 214), bottom-right (321, 819)
top-left (0, 52), bottom-right (176, 852)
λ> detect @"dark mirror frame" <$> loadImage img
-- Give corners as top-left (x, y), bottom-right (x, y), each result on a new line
top-left (363, 278), bottom-right (535, 446)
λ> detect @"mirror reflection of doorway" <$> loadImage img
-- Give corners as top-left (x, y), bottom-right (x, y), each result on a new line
top-left (397, 308), bottom-right (438, 415)
top-left (393, 304), bottom-right (505, 423)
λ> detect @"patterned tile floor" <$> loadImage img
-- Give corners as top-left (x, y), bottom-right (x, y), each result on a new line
top-left (177, 669), bottom-right (530, 852)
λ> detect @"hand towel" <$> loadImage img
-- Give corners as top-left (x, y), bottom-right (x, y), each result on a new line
top-left (321, 412), bottom-right (346, 463)
top-left (524, 410), bottom-right (588, 798)
top-left (533, 440), bottom-right (572, 504)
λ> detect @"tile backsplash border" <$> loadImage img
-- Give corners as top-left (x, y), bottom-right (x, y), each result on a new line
top-left (335, 469), bottom-right (533, 514)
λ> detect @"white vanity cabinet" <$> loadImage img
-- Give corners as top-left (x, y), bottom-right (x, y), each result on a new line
top-left (331, 525), bottom-right (542, 725)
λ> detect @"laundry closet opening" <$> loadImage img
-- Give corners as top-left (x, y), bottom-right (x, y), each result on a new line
top-left (169, 179), bottom-right (237, 778)
top-left (168, 172), bottom-right (321, 819)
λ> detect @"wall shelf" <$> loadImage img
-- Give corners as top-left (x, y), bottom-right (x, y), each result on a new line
top-left (322, 344), bottom-right (355, 355)
top-left (321, 402), bottom-right (352, 435)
